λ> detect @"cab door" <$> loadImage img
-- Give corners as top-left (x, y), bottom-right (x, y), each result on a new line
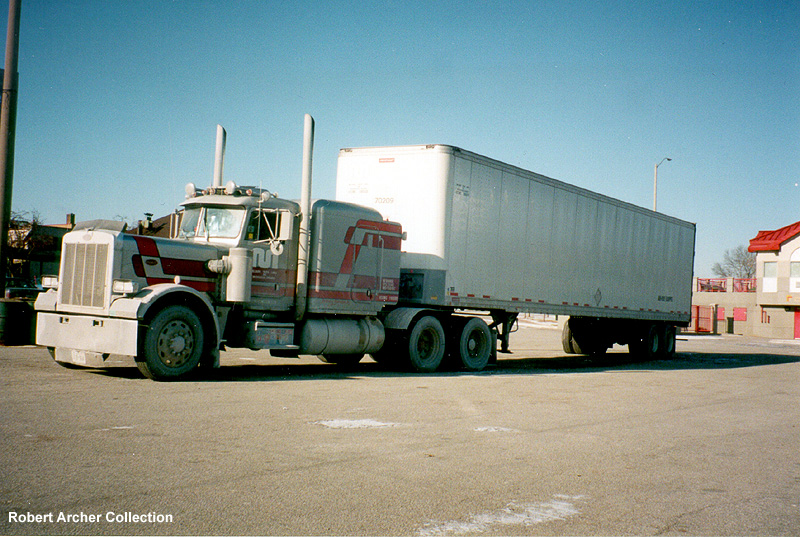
top-left (246, 208), bottom-right (298, 310)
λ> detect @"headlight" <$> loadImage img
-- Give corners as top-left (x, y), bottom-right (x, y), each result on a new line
top-left (41, 275), bottom-right (59, 289)
top-left (112, 280), bottom-right (139, 294)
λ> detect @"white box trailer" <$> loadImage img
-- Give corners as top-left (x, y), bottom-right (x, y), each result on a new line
top-left (336, 144), bottom-right (696, 358)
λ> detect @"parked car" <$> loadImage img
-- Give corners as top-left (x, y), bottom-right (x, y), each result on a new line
top-left (5, 278), bottom-right (45, 300)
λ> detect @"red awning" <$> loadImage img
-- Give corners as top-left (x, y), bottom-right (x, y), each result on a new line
top-left (748, 220), bottom-right (800, 252)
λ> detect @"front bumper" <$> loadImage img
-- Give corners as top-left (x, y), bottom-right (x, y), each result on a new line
top-left (36, 311), bottom-right (140, 358)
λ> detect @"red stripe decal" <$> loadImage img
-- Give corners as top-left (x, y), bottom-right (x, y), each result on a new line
top-left (161, 257), bottom-right (208, 278)
top-left (132, 255), bottom-right (146, 277)
top-left (339, 219), bottom-right (403, 275)
top-left (134, 236), bottom-right (160, 257)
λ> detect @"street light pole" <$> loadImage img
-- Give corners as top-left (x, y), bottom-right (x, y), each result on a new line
top-left (653, 157), bottom-right (671, 212)
top-left (0, 0), bottom-right (21, 297)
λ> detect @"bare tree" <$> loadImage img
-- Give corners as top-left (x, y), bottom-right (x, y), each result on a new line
top-left (712, 245), bottom-right (756, 278)
top-left (5, 210), bottom-right (44, 279)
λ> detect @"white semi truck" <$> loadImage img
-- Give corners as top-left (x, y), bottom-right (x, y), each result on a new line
top-left (35, 116), bottom-right (695, 380)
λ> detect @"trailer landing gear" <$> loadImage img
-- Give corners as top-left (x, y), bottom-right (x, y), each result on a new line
top-left (490, 312), bottom-right (518, 354)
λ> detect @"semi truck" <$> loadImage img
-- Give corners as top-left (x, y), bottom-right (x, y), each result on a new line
top-left (35, 115), bottom-right (695, 380)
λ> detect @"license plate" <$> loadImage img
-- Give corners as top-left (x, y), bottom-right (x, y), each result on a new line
top-left (71, 349), bottom-right (87, 365)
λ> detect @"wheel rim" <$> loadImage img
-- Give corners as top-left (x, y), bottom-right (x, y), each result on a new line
top-left (664, 328), bottom-right (676, 355)
top-left (417, 329), bottom-right (438, 361)
top-left (466, 329), bottom-right (484, 358)
top-left (460, 319), bottom-right (491, 370)
top-left (407, 316), bottom-right (445, 372)
top-left (156, 319), bottom-right (196, 368)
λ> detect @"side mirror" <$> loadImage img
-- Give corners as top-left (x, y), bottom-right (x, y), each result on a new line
top-left (278, 211), bottom-right (294, 241)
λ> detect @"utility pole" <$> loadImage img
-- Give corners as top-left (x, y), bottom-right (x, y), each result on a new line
top-left (0, 0), bottom-right (21, 296)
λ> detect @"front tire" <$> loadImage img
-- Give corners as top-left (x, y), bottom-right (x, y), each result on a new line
top-left (137, 306), bottom-right (204, 381)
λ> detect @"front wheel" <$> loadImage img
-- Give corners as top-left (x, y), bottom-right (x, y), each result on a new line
top-left (137, 305), bottom-right (205, 381)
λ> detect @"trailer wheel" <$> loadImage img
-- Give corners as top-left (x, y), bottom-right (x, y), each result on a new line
top-left (406, 316), bottom-right (445, 373)
top-left (561, 322), bottom-right (575, 354)
top-left (630, 324), bottom-right (660, 360)
top-left (457, 317), bottom-right (492, 371)
top-left (137, 305), bottom-right (204, 381)
top-left (659, 325), bottom-right (677, 359)
top-left (562, 319), bottom-right (607, 357)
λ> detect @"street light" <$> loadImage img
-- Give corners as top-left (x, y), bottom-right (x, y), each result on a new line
top-left (653, 157), bottom-right (672, 212)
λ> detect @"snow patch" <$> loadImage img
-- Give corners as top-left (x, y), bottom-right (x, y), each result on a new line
top-left (314, 419), bottom-right (398, 429)
top-left (473, 426), bottom-right (517, 433)
top-left (418, 496), bottom-right (584, 536)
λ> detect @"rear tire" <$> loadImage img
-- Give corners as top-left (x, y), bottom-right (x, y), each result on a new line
top-left (137, 305), bottom-right (204, 381)
top-left (563, 318), bottom-right (607, 356)
top-left (659, 325), bottom-right (677, 359)
top-left (561, 321), bottom-right (577, 354)
top-left (630, 324), bottom-right (660, 360)
top-left (456, 317), bottom-right (492, 371)
top-left (406, 316), bottom-right (445, 373)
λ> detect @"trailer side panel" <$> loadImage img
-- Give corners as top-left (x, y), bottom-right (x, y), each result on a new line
top-left (336, 145), bottom-right (695, 323)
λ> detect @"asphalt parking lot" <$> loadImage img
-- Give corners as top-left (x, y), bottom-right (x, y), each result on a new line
top-left (1, 323), bottom-right (798, 536)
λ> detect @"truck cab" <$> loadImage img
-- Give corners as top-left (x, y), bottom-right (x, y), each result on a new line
top-left (179, 182), bottom-right (301, 314)
top-left (35, 175), bottom-right (403, 380)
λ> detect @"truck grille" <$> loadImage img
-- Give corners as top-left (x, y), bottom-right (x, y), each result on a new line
top-left (61, 242), bottom-right (109, 308)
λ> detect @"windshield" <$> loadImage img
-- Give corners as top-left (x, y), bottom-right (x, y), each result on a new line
top-left (179, 208), bottom-right (201, 238)
top-left (179, 206), bottom-right (246, 239)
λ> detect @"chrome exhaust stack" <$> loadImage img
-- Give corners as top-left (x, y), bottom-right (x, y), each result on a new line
top-left (212, 124), bottom-right (226, 187)
top-left (295, 114), bottom-right (314, 321)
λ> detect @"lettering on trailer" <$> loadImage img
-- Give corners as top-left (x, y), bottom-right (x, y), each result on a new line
top-left (131, 236), bottom-right (216, 293)
top-left (309, 219), bottom-right (402, 302)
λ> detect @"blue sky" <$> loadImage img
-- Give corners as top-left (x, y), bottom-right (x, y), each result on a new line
top-left (5, 0), bottom-right (800, 276)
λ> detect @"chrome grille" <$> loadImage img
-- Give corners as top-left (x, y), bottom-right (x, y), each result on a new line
top-left (61, 242), bottom-right (109, 308)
